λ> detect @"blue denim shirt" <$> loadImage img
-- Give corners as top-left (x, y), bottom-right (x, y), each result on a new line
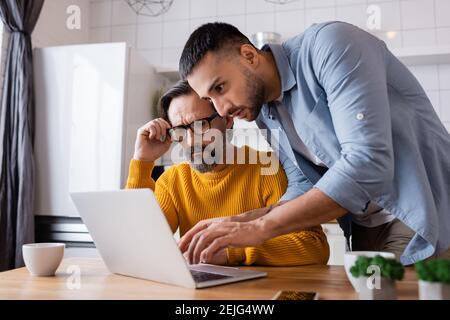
top-left (255, 21), bottom-right (450, 265)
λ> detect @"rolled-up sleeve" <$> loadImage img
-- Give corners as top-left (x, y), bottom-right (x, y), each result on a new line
top-left (311, 22), bottom-right (394, 214)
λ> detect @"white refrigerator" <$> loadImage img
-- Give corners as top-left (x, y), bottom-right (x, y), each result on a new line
top-left (33, 42), bottom-right (165, 219)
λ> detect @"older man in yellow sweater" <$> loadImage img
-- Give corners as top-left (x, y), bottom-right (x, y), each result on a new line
top-left (126, 80), bottom-right (329, 266)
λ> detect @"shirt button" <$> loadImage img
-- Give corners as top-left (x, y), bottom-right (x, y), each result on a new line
top-left (356, 113), bottom-right (365, 120)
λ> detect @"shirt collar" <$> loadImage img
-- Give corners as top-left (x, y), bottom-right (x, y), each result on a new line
top-left (261, 43), bottom-right (296, 95)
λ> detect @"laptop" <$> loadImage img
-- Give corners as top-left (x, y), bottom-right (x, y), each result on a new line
top-left (70, 189), bottom-right (267, 289)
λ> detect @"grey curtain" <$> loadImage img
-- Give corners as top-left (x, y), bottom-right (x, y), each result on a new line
top-left (0, 0), bottom-right (44, 271)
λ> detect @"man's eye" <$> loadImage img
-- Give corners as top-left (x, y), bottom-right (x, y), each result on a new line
top-left (215, 84), bottom-right (224, 93)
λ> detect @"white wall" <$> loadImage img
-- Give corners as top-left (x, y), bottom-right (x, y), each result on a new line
top-left (87, 0), bottom-right (450, 60)
top-left (0, 0), bottom-right (90, 125)
top-left (33, 0), bottom-right (90, 47)
top-left (88, 0), bottom-right (450, 132)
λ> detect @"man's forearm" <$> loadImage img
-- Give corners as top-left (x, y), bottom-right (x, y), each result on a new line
top-left (256, 187), bottom-right (347, 240)
top-left (230, 201), bottom-right (289, 223)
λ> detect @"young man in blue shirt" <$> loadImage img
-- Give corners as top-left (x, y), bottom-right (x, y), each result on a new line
top-left (177, 22), bottom-right (450, 266)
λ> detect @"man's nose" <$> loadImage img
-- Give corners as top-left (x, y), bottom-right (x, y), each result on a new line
top-left (211, 98), bottom-right (228, 117)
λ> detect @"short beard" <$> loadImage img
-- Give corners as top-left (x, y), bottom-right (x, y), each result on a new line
top-left (184, 131), bottom-right (228, 173)
top-left (241, 67), bottom-right (266, 121)
top-left (191, 163), bottom-right (217, 173)
top-left (187, 148), bottom-right (218, 173)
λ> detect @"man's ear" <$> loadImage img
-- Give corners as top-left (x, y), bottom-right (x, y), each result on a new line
top-left (239, 44), bottom-right (260, 69)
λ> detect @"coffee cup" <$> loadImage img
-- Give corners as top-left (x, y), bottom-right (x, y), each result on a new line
top-left (22, 243), bottom-right (65, 276)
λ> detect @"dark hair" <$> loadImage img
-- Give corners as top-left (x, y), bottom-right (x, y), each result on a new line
top-left (179, 22), bottom-right (254, 79)
top-left (159, 80), bottom-right (193, 121)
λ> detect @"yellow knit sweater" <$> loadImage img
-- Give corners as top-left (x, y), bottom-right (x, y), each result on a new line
top-left (126, 147), bottom-right (329, 266)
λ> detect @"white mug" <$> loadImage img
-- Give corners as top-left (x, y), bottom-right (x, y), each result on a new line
top-left (22, 243), bottom-right (65, 276)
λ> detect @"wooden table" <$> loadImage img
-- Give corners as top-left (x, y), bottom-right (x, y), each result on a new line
top-left (0, 257), bottom-right (420, 300)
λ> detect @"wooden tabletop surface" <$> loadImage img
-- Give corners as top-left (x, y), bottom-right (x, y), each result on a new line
top-left (0, 257), bottom-right (420, 300)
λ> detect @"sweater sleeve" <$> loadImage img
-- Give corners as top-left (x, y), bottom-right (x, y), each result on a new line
top-left (125, 159), bottom-right (179, 233)
top-left (226, 160), bottom-right (330, 266)
top-left (227, 226), bottom-right (329, 266)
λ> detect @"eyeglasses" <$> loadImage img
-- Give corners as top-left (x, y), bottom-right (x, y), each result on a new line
top-left (168, 112), bottom-right (222, 142)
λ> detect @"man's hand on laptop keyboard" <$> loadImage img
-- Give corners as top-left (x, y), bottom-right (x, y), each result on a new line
top-left (179, 216), bottom-right (232, 253)
top-left (178, 205), bottom-right (277, 256)
top-left (183, 246), bottom-right (227, 265)
top-left (184, 220), bottom-right (267, 265)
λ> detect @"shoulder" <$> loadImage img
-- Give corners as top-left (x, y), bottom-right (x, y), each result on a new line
top-left (282, 21), bottom-right (339, 52)
top-left (239, 146), bottom-right (285, 178)
top-left (239, 145), bottom-right (277, 162)
top-left (242, 147), bottom-right (287, 194)
top-left (280, 21), bottom-right (341, 68)
top-left (157, 162), bottom-right (193, 185)
top-left (283, 21), bottom-right (374, 56)
top-left (313, 21), bottom-right (384, 54)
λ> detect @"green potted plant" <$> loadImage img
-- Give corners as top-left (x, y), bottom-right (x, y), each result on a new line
top-left (350, 255), bottom-right (405, 300)
top-left (415, 259), bottom-right (450, 300)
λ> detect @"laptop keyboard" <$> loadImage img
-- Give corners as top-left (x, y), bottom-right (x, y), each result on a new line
top-left (190, 270), bottom-right (232, 283)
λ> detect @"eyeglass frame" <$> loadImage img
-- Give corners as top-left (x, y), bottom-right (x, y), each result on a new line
top-left (167, 111), bottom-right (222, 142)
